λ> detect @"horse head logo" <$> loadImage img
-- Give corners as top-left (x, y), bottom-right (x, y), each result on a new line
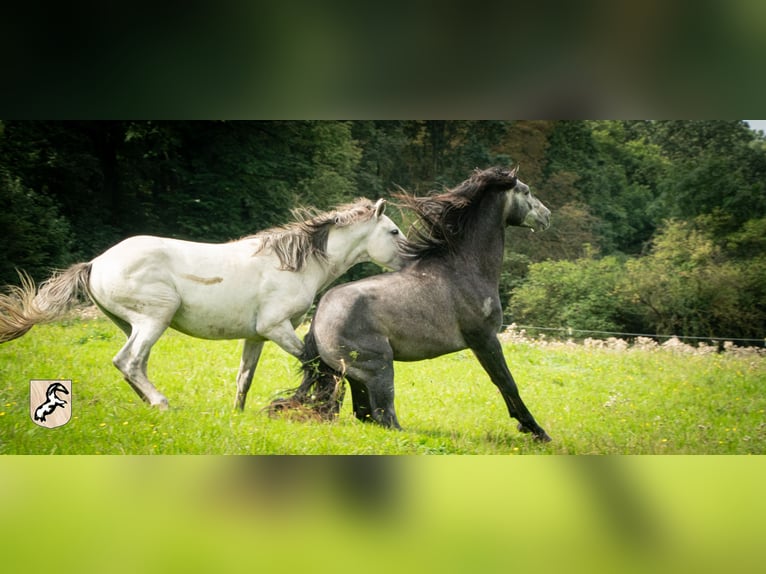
top-left (30, 380), bottom-right (72, 428)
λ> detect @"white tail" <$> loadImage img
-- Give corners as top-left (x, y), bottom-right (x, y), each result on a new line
top-left (0, 263), bottom-right (91, 343)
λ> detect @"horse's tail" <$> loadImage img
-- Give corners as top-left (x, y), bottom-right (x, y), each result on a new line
top-left (266, 329), bottom-right (346, 421)
top-left (0, 263), bottom-right (92, 343)
top-left (296, 329), bottom-right (346, 411)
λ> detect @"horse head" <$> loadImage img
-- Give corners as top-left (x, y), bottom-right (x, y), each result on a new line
top-left (359, 199), bottom-right (407, 270)
top-left (502, 167), bottom-right (551, 231)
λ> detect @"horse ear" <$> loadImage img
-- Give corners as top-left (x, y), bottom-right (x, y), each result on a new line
top-left (510, 164), bottom-right (519, 177)
top-left (374, 198), bottom-right (386, 218)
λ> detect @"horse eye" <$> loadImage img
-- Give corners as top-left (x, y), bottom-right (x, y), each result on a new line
top-left (390, 229), bottom-right (399, 235)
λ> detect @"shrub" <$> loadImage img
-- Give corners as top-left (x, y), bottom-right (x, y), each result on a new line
top-left (622, 220), bottom-right (766, 339)
top-left (0, 172), bottom-right (74, 285)
top-left (507, 255), bottom-right (630, 334)
top-left (507, 219), bottom-right (765, 341)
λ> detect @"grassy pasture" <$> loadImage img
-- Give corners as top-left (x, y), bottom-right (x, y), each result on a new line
top-left (1, 313), bottom-right (764, 454)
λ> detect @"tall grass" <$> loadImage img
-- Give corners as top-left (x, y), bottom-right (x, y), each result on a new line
top-left (1, 314), bottom-right (764, 454)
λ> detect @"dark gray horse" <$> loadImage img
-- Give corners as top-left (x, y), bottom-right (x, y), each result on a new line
top-left (273, 166), bottom-right (552, 441)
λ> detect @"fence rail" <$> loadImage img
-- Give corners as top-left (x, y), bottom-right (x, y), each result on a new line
top-left (502, 324), bottom-right (766, 346)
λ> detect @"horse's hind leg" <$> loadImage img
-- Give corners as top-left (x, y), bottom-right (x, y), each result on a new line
top-left (346, 377), bottom-right (372, 422)
top-left (367, 378), bottom-right (401, 429)
top-left (346, 362), bottom-right (401, 429)
top-left (235, 339), bottom-right (264, 411)
top-left (113, 320), bottom-right (171, 409)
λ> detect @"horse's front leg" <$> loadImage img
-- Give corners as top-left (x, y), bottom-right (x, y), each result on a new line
top-left (235, 339), bottom-right (265, 411)
top-left (468, 334), bottom-right (551, 442)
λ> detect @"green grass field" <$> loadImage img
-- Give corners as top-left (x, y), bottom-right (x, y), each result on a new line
top-left (1, 313), bottom-right (764, 454)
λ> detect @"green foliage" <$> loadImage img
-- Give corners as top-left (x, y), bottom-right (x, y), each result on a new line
top-left (0, 121), bottom-right (364, 263)
top-left (135, 121), bottom-right (362, 242)
top-left (0, 171), bottom-right (74, 284)
top-left (1, 120), bottom-right (764, 340)
top-left (622, 220), bottom-right (766, 339)
top-left (508, 253), bottom-right (631, 333)
top-left (726, 216), bottom-right (766, 257)
top-left (292, 121), bottom-right (361, 208)
top-left (651, 120), bottom-right (766, 226)
top-left (513, 219), bottom-right (766, 340)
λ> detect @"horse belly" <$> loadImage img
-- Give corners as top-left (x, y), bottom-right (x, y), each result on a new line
top-left (169, 304), bottom-right (256, 340)
top-left (164, 273), bottom-right (265, 339)
top-left (389, 328), bottom-right (467, 361)
top-left (170, 279), bottom-right (312, 340)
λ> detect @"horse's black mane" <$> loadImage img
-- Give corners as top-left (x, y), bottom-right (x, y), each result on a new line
top-left (394, 166), bottom-right (518, 259)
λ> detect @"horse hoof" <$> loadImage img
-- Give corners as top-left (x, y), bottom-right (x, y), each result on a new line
top-left (152, 400), bottom-right (169, 411)
top-left (517, 422), bottom-right (551, 442)
top-left (534, 431), bottom-right (552, 443)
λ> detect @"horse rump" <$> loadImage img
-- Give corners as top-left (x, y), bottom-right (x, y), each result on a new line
top-left (265, 330), bottom-right (346, 421)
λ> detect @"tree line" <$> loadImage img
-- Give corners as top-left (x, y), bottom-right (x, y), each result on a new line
top-left (2, 120), bottom-right (764, 340)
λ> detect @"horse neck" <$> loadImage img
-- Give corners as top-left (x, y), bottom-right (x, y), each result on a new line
top-left (455, 195), bottom-right (507, 286)
top-left (318, 223), bottom-right (371, 279)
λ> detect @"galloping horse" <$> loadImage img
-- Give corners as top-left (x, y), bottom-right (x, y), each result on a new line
top-left (0, 198), bottom-right (405, 410)
top-left (275, 167), bottom-right (552, 441)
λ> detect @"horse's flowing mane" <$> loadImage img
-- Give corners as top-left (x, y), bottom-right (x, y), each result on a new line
top-left (394, 166), bottom-right (518, 259)
top-left (246, 198), bottom-right (378, 271)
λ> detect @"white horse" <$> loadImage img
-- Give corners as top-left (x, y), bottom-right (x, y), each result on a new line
top-left (0, 198), bottom-right (405, 410)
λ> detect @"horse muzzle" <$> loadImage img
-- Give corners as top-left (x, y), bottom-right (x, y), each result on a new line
top-left (522, 207), bottom-right (551, 232)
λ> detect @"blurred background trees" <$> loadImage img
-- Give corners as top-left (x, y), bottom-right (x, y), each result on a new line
top-left (2, 120), bottom-right (764, 340)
